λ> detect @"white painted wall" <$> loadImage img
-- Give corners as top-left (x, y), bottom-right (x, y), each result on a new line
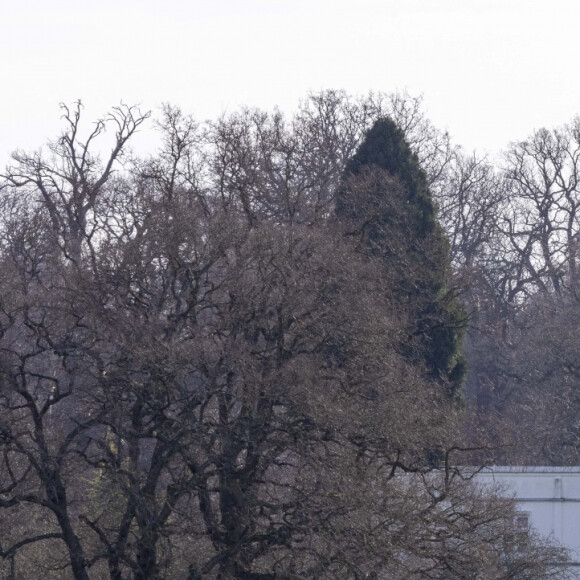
top-left (476, 467), bottom-right (580, 576)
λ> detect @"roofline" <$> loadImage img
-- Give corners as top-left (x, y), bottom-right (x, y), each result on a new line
top-left (478, 466), bottom-right (580, 474)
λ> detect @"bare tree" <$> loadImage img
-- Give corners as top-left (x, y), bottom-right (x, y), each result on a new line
top-left (499, 119), bottom-right (580, 300)
top-left (2, 101), bottom-right (150, 264)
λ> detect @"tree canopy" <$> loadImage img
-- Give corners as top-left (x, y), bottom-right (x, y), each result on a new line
top-left (0, 94), bottom-right (570, 579)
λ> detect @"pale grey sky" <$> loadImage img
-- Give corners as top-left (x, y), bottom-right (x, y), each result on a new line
top-left (2, 0), bottom-right (580, 162)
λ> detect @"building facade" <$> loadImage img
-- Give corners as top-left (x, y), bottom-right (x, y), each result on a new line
top-left (476, 466), bottom-right (580, 576)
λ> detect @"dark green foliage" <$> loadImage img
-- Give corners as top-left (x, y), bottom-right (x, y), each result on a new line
top-left (338, 118), bottom-right (435, 234)
top-left (337, 117), bottom-right (466, 394)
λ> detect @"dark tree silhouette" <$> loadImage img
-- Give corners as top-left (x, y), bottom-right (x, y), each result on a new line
top-left (337, 117), bottom-right (467, 394)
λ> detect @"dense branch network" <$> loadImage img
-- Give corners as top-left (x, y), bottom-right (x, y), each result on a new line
top-left (0, 93), bottom-right (572, 579)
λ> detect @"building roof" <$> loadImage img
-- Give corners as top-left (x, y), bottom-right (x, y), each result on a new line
top-left (480, 466), bottom-right (580, 474)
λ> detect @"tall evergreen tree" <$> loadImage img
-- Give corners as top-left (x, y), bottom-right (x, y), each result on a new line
top-left (337, 117), bottom-right (466, 395)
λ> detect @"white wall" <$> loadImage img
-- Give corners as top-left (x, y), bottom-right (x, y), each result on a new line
top-left (476, 466), bottom-right (580, 576)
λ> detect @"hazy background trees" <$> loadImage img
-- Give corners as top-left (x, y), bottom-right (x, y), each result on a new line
top-left (451, 118), bottom-right (580, 465)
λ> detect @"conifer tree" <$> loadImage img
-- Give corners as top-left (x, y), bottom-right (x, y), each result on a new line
top-left (337, 117), bottom-right (466, 394)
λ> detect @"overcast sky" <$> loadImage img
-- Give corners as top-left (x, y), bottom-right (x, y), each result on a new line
top-left (2, 0), bottom-right (580, 163)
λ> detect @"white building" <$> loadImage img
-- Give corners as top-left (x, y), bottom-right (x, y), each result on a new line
top-left (476, 466), bottom-right (580, 576)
